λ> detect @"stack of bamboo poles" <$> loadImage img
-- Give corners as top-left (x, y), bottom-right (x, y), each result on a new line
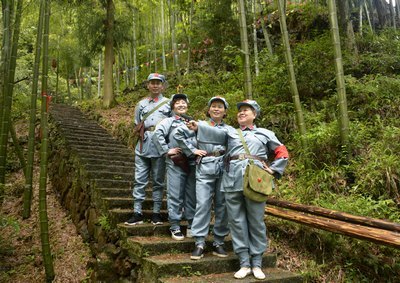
top-left (265, 198), bottom-right (400, 249)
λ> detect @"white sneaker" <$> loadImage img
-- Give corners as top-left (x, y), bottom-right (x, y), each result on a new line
top-left (170, 229), bottom-right (185, 241)
top-left (252, 267), bottom-right (266, 280)
top-left (234, 267), bottom-right (252, 279)
top-left (186, 228), bottom-right (193, 238)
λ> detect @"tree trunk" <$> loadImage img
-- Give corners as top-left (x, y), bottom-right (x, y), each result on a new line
top-left (0, 0), bottom-right (23, 189)
top-left (252, 0), bottom-right (260, 77)
top-left (103, 0), bottom-right (115, 108)
top-left (328, 0), bottom-right (350, 152)
top-left (98, 53), bottom-right (102, 97)
top-left (337, 0), bottom-right (358, 55)
top-left (22, 1), bottom-right (43, 219)
top-left (9, 122), bottom-right (26, 177)
top-left (276, 0), bottom-right (307, 141)
top-left (186, 0), bottom-right (194, 74)
top-left (390, 0), bottom-right (396, 29)
top-left (39, 0), bottom-right (55, 280)
top-left (169, 0), bottom-right (181, 81)
top-left (258, 0), bottom-right (273, 54)
top-left (132, 7), bottom-right (138, 86)
top-left (0, 0), bottom-right (12, 189)
top-left (161, 0), bottom-right (167, 71)
top-left (237, 0), bottom-right (253, 99)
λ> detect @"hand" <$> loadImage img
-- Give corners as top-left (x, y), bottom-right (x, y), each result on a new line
top-left (194, 149), bottom-right (207, 157)
top-left (168, 147), bottom-right (182, 156)
top-left (262, 161), bottom-right (274, 175)
top-left (187, 120), bottom-right (198, 131)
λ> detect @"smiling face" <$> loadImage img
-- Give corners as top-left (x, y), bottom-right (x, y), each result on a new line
top-left (237, 105), bottom-right (256, 127)
top-left (147, 80), bottom-right (165, 97)
top-left (207, 100), bottom-right (227, 123)
top-left (172, 99), bottom-right (188, 115)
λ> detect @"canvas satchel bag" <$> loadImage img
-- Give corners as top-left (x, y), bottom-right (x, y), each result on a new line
top-left (237, 129), bottom-right (273, 202)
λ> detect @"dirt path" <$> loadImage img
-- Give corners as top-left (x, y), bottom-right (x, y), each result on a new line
top-left (0, 167), bottom-right (92, 282)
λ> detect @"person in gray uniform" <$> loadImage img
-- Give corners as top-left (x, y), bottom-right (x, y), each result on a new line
top-left (152, 94), bottom-right (197, 241)
top-left (188, 99), bottom-right (289, 280)
top-left (125, 73), bottom-right (170, 226)
top-left (176, 96), bottom-right (230, 260)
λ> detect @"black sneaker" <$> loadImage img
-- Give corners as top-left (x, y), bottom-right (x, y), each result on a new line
top-left (170, 228), bottom-right (184, 241)
top-left (212, 244), bottom-right (228, 257)
top-left (124, 212), bottom-right (143, 226)
top-left (190, 246), bottom-right (204, 260)
top-left (151, 213), bottom-right (163, 225)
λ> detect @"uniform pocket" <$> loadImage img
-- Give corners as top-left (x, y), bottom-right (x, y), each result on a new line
top-left (199, 157), bottom-right (217, 175)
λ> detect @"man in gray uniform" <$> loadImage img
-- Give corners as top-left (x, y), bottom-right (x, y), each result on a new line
top-left (175, 96), bottom-right (230, 260)
top-left (125, 73), bottom-right (170, 226)
top-left (188, 99), bottom-right (289, 280)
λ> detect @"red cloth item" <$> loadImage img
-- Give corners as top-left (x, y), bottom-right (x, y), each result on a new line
top-left (274, 145), bottom-right (289, 159)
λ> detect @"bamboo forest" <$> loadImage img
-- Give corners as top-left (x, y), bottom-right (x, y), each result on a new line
top-left (1, 0), bottom-right (400, 282)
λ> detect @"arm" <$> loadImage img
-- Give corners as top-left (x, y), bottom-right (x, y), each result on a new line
top-left (197, 121), bottom-right (227, 145)
top-left (266, 132), bottom-right (289, 179)
top-left (175, 125), bottom-right (206, 157)
top-left (152, 118), bottom-right (173, 156)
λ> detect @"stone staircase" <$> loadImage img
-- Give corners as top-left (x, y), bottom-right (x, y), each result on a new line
top-left (48, 103), bottom-right (303, 283)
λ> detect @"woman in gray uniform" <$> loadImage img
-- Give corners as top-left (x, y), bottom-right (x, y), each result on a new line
top-left (152, 94), bottom-right (197, 241)
top-left (188, 99), bottom-right (289, 280)
top-left (175, 96), bottom-right (230, 260)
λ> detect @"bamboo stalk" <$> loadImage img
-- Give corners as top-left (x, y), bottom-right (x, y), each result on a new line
top-left (266, 198), bottom-right (400, 233)
top-left (266, 206), bottom-right (400, 249)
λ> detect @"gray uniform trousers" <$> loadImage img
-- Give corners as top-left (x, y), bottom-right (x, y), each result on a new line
top-left (224, 191), bottom-right (267, 268)
top-left (133, 155), bottom-right (165, 214)
top-left (192, 161), bottom-right (229, 248)
top-left (166, 158), bottom-right (196, 231)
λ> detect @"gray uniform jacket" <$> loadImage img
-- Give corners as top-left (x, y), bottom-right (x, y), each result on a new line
top-left (152, 115), bottom-right (198, 163)
top-left (134, 95), bottom-right (170, 157)
top-left (197, 123), bottom-right (288, 192)
top-left (176, 120), bottom-right (227, 176)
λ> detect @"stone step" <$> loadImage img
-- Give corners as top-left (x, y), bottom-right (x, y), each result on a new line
top-left (63, 134), bottom-right (119, 144)
top-left (118, 222), bottom-right (190, 237)
top-left (109, 209), bottom-right (168, 224)
top-left (81, 158), bottom-right (134, 167)
top-left (139, 252), bottom-right (277, 281)
top-left (94, 179), bottom-right (132, 189)
top-left (58, 126), bottom-right (111, 136)
top-left (71, 148), bottom-right (133, 159)
top-left (78, 153), bottom-right (134, 162)
top-left (86, 164), bottom-right (134, 173)
top-left (125, 235), bottom-right (233, 259)
top-left (102, 197), bottom-right (167, 210)
top-left (69, 143), bottom-right (129, 152)
top-left (98, 188), bottom-right (154, 198)
top-left (55, 121), bottom-right (101, 129)
top-left (88, 171), bottom-right (133, 181)
top-left (54, 120), bottom-right (103, 129)
top-left (159, 267), bottom-right (303, 283)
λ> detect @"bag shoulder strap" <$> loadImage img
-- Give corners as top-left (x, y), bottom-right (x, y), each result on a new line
top-left (236, 129), bottom-right (254, 164)
top-left (141, 99), bottom-right (169, 122)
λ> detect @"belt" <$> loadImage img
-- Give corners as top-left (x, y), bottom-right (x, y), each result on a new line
top-left (145, 126), bottom-right (155, 132)
top-left (205, 150), bottom-right (225, 157)
top-left (228, 154), bottom-right (265, 162)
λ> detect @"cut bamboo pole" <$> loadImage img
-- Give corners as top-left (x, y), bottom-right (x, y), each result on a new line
top-left (266, 198), bottom-right (400, 233)
top-left (266, 206), bottom-right (400, 249)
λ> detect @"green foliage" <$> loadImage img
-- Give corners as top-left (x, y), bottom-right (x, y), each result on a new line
top-left (98, 215), bottom-right (112, 232)
top-left (292, 32), bottom-right (336, 100)
top-left (351, 126), bottom-right (400, 201)
top-left (353, 29), bottom-right (400, 76)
